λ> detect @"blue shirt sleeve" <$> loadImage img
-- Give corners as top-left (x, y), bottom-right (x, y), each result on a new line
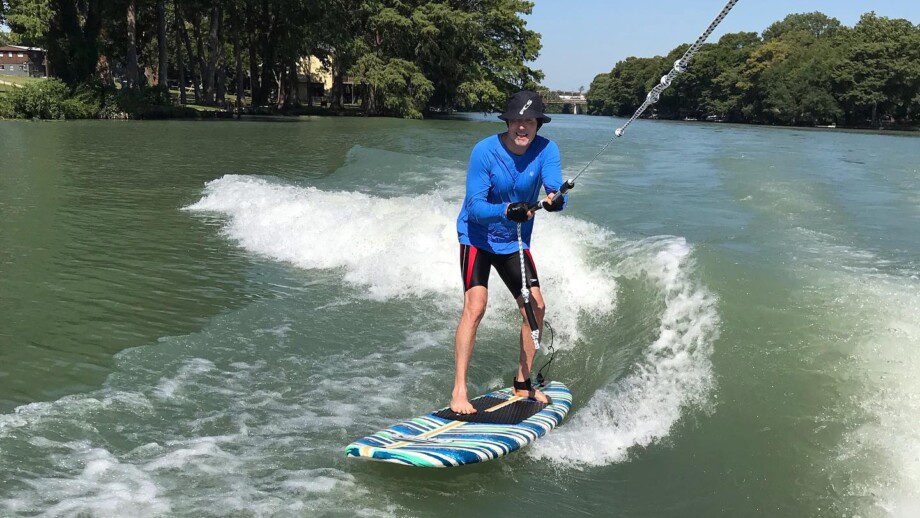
top-left (541, 141), bottom-right (567, 209)
top-left (464, 144), bottom-right (508, 224)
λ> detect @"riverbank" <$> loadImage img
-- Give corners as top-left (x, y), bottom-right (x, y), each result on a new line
top-left (660, 116), bottom-right (919, 133)
top-left (3, 80), bottom-right (916, 132)
top-left (0, 77), bottom-right (371, 120)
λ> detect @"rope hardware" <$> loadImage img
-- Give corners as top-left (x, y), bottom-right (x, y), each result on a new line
top-left (572, 0), bottom-right (742, 183)
top-left (517, 221), bottom-right (542, 350)
top-left (514, 179), bottom-right (575, 354)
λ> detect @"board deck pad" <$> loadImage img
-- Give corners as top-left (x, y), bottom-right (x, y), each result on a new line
top-left (432, 395), bottom-right (549, 425)
top-left (345, 381), bottom-right (571, 467)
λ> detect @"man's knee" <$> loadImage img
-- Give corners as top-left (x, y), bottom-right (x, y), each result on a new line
top-left (534, 300), bottom-right (546, 319)
top-left (518, 300), bottom-right (545, 320)
top-left (522, 302), bottom-right (545, 320)
top-left (462, 298), bottom-right (487, 322)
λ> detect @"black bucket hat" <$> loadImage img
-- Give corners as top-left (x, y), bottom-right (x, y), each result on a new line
top-left (498, 90), bottom-right (551, 124)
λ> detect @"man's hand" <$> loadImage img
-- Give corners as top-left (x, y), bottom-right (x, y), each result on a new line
top-left (506, 201), bottom-right (533, 222)
top-left (542, 192), bottom-right (565, 212)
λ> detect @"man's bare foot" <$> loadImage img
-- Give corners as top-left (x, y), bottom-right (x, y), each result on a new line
top-left (450, 389), bottom-right (476, 414)
top-left (513, 386), bottom-right (550, 404)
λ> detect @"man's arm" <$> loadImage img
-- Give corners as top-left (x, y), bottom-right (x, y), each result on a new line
top-left (465, 147), bottom-right (508, 224)
top-left (541, 141), bottom-right (567, 210)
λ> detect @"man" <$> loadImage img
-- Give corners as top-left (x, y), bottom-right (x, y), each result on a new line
top-left (451, 90), bottom-right (567, 414)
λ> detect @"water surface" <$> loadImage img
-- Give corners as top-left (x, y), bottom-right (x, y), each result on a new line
top-left (1, 116), bottom-right (918, 516)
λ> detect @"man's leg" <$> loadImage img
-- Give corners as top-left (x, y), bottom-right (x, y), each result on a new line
top-left (451, 286), bottom-right (488, 413)
top-left (515, 286), bottom-right (549, 403)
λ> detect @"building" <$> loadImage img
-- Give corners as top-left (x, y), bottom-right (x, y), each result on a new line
top-left (0, 46), bottom-right (47, 78)
top-left (295, 55), bottom-right (360, 106)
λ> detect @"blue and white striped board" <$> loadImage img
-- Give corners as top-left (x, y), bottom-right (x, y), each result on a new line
top-left (345, 381), bottom-right (571, 467)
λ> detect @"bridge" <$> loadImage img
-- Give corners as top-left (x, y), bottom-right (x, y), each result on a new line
top-left (544, 94), bottom-right (588, 115)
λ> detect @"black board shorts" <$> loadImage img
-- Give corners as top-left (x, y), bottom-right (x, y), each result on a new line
top-left (459, 244), bottom-right (539, 297)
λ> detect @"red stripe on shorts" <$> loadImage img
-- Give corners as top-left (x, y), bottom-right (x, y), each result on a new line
top-left (465, 246), bottom-right (478, 289)
top-left (524, 249), bottom-right (537, 276)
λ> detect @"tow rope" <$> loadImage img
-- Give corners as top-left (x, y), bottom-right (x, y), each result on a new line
top-left (516, 180), bottom-right (573, 352)
top-left (572, 0), bottom-right (742, 183)
top-left (517, 0), bottom-right (741, 382)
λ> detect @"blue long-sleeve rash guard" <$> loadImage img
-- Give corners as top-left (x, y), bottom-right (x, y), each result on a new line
top-left (457, 133), bottom-right (566, 254)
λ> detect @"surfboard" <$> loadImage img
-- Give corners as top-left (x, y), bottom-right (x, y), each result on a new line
top-left (344, 381), bottom-right (571, 467)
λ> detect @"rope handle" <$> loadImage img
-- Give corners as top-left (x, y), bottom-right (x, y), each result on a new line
top-left (517, 221), bottom-right (541, 350)
top-left (529, 178), bottom-right (576, 213)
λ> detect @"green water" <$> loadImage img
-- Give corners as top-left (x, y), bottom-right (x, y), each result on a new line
top-left (0, 116), bottom-right (918, 516)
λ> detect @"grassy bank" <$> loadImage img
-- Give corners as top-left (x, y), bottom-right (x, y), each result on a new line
top-left (0, 78), bottom-right (235, 120)
top-left (0, 78), bottom-right (366, 120)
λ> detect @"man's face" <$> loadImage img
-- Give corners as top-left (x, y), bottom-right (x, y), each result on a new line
top-left (506, 118), bottom-right (538, 148)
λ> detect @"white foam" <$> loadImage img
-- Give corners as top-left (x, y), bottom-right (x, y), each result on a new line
top-left (0, 176), bottom-right (721, 512)
top-left (186, 174), bottom-right (617, 344)
top-left (10, 443), bottom-right (170, 517)
top-left (0, 314), bottom-right (419, 516)
top-left (143, 438), bottom-right (227, 472)
top-left (530, 236), bottom-right (719, 466)
top-left (795, 234), bottom-right (920, 514)
top-left (153, 358), bottom-right (216, 401)
top-left (280, 469), bottom-right (355, 494)
top-left (187, 176), bottom-right (718, 469)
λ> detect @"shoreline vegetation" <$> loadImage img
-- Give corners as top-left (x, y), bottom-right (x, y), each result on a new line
top-left (587, 12), bottom-right (919, 131)
top-left (0, 6), bottom-right (916, 132)
top-left (0, 0), bottom-right (541, 120)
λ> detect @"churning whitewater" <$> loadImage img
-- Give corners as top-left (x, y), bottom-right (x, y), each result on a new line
top-left (530, 237), bottom-right (719, 466)
top-left (185, 174), bottom-right (619, 344)
top-left (186, 174), bottom-right (720, 467)
top-left (1, 167), bottom-right (722, 514)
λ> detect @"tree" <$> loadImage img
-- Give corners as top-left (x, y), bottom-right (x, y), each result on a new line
top-left (760, 37), bottom-right (842, 125)
top-left (351, 54), bottom-right (433, 118)
top-left (45, 0), bottom-right (104, 84)
top-left (458, 78), bottom-right (503, 114)
top-left (155, 0), bottom-right (166, 86)
top-left (3, 0), bottom-right (51, 47)
top-left (834, 12), bottom-right (920, 125)
top-left (125, 0), bottom-right (139, 88)
top-left (586, 10), bottom-right (919, 128)
top-left (763, 12), bottom-right (841, 40)
top-left (8, 0), bottom-right (546, 118)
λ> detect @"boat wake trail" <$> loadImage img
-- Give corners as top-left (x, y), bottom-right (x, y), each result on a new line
top-left (531, 237), bottom-right (720, 467)
top-left (0, 171), bottom-right (724, 514)
top-left (188, 175), bottom-right (722, 469)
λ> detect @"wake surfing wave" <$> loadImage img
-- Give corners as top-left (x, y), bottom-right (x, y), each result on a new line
top-left (185, 174), bottom-right (616, 344)
top-left (188, 175), bottom-right (721, 468)
top-left (0, 170), bottom-right (724, 515)
top-left (790, 228), bottom-right (920, 514)
top-left (530, 237), bottom-right (719, 466)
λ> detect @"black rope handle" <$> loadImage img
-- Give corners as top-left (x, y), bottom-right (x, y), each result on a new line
top-left (536, 320), bottom-right (556, 387)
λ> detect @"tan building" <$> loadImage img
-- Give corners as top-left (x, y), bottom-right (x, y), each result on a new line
top-left (295, 55), bottom-right (360, 106)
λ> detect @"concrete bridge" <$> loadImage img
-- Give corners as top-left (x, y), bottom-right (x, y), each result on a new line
top-left (545, 94), bottom-right (588, 115)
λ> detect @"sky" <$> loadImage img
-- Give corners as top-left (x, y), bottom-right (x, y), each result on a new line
top-left (527, 0), bottom-right (920, 91)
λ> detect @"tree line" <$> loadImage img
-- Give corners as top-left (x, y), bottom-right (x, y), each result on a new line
top-left (0, 0), bottom-right (543, 118)
top-left (587, 12), bottom-right (920, 128)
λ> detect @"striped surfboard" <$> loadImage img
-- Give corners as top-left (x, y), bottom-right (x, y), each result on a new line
top-left (345, 381), bottom-right (571, 467)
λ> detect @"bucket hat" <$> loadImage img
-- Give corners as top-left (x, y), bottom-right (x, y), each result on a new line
top-left (498, 90), bottom-right (551, 124)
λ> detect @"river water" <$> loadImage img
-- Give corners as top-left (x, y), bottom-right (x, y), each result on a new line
top-left (0, 115), bottom-right (917, 516)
